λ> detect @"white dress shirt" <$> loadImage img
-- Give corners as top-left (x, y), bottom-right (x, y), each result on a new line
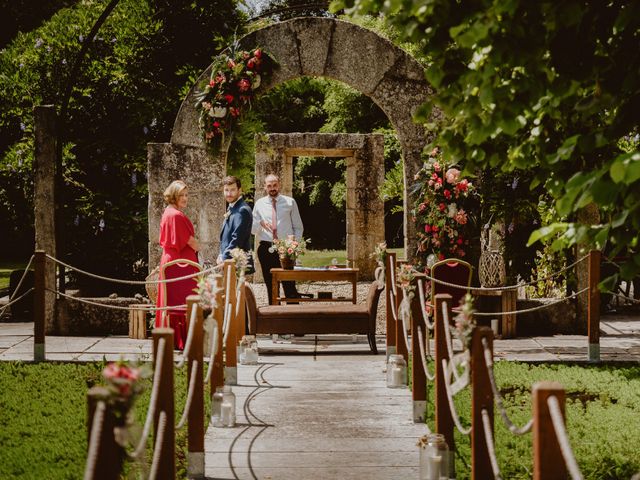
top-left (252, 194), bottom-right (303, 242)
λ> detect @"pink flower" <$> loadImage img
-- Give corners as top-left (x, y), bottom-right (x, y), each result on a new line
top-left (424, 224), bottom-right (431, 233)
top-left (430, 147), bottom-right (439, 157)
top-left (431, 173), bottom-right (438, 180)
top-left (454, 209), bottom-right (468, 225)
top-left (443, 189), bottom-right (451, 200)
top-left (254, 49), bottom-right (262, 58)
top-left (432, 225), bottom-right (439, 232)
top-left (209, 79), bottom-right (216, 87)
top-left (433, 162), bottom-right (441, 172)
top-left (287, 248), bottom-right (293, 254)
top-left (247, 58), bottom-right (255, 69)
top-left (445, 168), bottom-right (460, 184)
top-left (419, 203), bottom-right (427, 212)
top-left (230, 107), bottom-right (240, 117)
top-left (428, 179), bottom-right (434, 187)
top-left (227, 59), bottom-right (236, 69)
top-left (237, 78), bottom-right (251, 92)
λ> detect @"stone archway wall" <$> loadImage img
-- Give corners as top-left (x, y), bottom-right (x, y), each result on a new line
top-left (254, 133), bottom-right (385, 280)
top-left (149, 17), bottom-right (434, 270)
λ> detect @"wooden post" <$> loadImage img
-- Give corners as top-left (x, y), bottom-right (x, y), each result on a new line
top-left (86, 386), bottom-right (123, 480)
top-left (533, 382), bottom-right (567, 480)
top-left (223, 260), bottom-right (238, 384)
top-left (186, 296), bottom-right (204, 479)
top-left (211, 275), bottom-right (225, 394)
top-left (33, 250), bottom-right (46, 362)
top-left (501, 289), bottom-right (517, 338)
top-left (471, 327), bottom-right (494, 480)
top-left (411, 275), bottom-right (427, 423)
top-left (434, 294), bottom-right (454, 468)
top-left (385, 252), bottom-right (397, 359)
top-left (588, 250), bottom-right (601, 362)
top-left (153, 328), bottom-right (175, 480)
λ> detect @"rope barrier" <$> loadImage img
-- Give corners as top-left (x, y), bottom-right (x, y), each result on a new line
top-left (130, 338), bottom-right (166, 460)
top-left (442, 302), bottom-right (463, 382)
top-left (176, 360), bottom-right (198, 430)
top-left (416, 324), bottom-right (436, 381)
top-left (0, 255), bottom-right (35, 320)
top-left (83, 400), bottom-right (106, 480)
top-left (204, 321), bottom-right (219, 384)
top-left (417, 279), bottom-right (434, 330)
top-left (481, 408), bottom-right (503, 480)
top-left (547, 395), bottom-right (584, 480)
top-left (472, 287), bottom-right (589, 316)
top-left (0, 288), bottom-right (35, 318)
top-left (176, 306), bottom-right (197, 369)
top-left (420, 255), bottom-right (589, 293)
top-left (46, 288), bottom-right (186, 311)
top-left (481, 338), bottom-right (533, 435)
top-left (611, 292), bottom-right (640, 305)
top-left (148, 410), bottom-right (167, 480)
top-left (45, 254), bottom-right (212, 285)
top-left (441, 358), bottom-right (472, 435)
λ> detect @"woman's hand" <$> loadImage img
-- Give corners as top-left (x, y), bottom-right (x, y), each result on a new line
top-left (188, 236), bottom-right (200, 252)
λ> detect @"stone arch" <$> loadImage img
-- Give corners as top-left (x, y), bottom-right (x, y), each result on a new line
top-left (148, 17), bottom-right (434, 270)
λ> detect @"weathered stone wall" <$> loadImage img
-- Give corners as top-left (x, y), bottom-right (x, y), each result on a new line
top-left (56, 297), bottom-right (142, 336)
top-left (147, 143), bottom-right (225, 270)
top-left (254, 133), bottom-right (385, 279)
top-left (167, 17), bottom-right (434, 265)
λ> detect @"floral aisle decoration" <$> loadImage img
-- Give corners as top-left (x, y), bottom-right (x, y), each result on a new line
top-left (229, 247), bottom-right (252, 278)
top-left (413, 148), bottom-right (475, 268)
top-left (452, 293), bottom-right (476, 348)
top-left (371, 242), bottom-right (388, 286)
top-left (195, 43), bottom-right (276, 151)
top-left (196, 274), bottom-right (224, 357)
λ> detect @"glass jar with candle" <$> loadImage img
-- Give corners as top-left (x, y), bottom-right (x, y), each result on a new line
top-left (386, 354), bottom-right (407, 388)
top-left (418, 433), bottom-right (449, 480)
top-left (239, 335), bottom-right (259, 365)
top-left (220, 385), bottom-right (236, 428)
top-left (211, 386), bottom-right (224, 427)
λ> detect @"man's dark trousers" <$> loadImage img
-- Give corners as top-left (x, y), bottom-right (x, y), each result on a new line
top-left (257, 241), bottom-right (298, 304)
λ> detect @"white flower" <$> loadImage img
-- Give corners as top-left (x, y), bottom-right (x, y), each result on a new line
top-left (210, 106), bottom-right (227, 118)
top-left (447, 203), bottom-right (458, 218)
top-left (252, 74), bottom-right (261, 89)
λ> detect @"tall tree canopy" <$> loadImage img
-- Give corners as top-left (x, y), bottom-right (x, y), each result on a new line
top-left (333, 0), bottom-right (640, 281)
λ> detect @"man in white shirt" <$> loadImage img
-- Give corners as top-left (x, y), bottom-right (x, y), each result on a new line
top-left (252, 174), bottom-right (303, 304)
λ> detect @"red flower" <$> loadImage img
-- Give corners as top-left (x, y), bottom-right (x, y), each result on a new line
top-left (227, 59), bottom-right (236, 69)
top-left (224, 94), bottom-right (234, 104)
top-left (457, 238), bottom-right (463, 245)
top-left (209, 79), bottom-right (216, 87)
top-left (438, 253), bottom-right (445, 260)
top-left (237, 78), bottom-right (251, 92)
top-left (247, 58), bottom-right (255, 69)
top-left (431, 173), bottom-right (438, 180)
top-left (439, 203), bottom-right (446, 212)
top-left (424, 224), bottom-right (431, 233)
top-left (230, 107), bottom-right (240, 117)
top-left (456, 179), bottom-right (469, 192)
top-left (432, 225), bottom-right (439, 232)
top-left (443, 189), bottom-right (451, 199)
top-left (213, 121), bottom-right (221, 128)
top-left (254, 49), bottom-right (262, 58)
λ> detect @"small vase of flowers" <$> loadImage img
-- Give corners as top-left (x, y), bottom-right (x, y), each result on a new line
top-left (269, 235), bottom-right (308, 269)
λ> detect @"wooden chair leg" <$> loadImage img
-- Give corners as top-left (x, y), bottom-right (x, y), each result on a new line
top-left (368, 333), bottom-right (378, 354)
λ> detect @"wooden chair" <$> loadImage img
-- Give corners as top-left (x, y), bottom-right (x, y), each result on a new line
top-left (429, 258), bottom-right (473, 312)
top-left (159, 258), bottom-right (203, 328)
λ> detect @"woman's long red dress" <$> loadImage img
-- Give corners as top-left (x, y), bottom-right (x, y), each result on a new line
top-left (155, 206), bottom-right (199, 350)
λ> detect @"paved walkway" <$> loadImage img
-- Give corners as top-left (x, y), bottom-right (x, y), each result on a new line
top-left (1, 315), bottom-right (639, 362)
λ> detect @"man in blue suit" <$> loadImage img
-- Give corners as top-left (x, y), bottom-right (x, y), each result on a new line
top-left (217, 176), bottom-right (253, 271)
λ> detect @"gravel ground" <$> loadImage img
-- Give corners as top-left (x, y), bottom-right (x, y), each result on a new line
top-left (247, 280), bottom-right (388, 334)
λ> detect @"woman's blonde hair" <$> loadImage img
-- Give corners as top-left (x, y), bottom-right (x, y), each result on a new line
top-left (163, 180), bottom-right (187, 205)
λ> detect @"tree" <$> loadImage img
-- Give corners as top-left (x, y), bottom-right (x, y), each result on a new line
top-left (333, 1), bottom-right (640, 282)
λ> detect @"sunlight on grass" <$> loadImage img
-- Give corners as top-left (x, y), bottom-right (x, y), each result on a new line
top-left (0, 261), bottom-right (28, 291)
top-left (301, 247), bottom-right (405, 267)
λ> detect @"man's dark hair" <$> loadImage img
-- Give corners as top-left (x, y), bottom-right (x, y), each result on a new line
top-left (222, 175), bottom-right (241, 188)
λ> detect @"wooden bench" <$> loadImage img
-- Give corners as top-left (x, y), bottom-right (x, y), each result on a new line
top-left (245, 282), bottom-right (383, 354)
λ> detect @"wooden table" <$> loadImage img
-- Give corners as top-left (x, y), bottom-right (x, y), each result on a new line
top-left (470, 287), bottom-right (517, 338)
top-left (270, 268), bottom-right (359, 305)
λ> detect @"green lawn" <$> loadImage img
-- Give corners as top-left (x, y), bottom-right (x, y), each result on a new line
top-left (0, 361), bottom-right (206, 479)
top-left (302, 247), bottom-right (405, 267)
top-left (1, 361), bottom-right (639, 478)
top-left (0, 261), bottom-right (28, 291)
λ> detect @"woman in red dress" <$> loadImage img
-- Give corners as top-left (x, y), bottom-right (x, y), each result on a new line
top-left (156, 180), bottom-right (200, 350)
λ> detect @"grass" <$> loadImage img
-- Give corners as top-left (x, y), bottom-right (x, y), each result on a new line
top-left (302, 247), bottom-right (405, 267)
top-left (0, 361), bottom-right (208, 479)
top-left (2, 361), bottom-right (639, 479)
top-left (0, 261), bottom-right (28, 291)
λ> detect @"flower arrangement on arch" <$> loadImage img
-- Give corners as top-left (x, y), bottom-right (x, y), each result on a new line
top-left (413, 148), bottom-right (476, 267)
top-left (195, 44), bottom-right (276, 150)
top-left (196, 274), bottom-right (224, 311)
top-left (269, 235), bottom-right (308, 260)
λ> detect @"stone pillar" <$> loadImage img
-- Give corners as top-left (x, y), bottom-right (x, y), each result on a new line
top-left (147, 143), bottom-right (225, 270)
top-left (34, 105), bottom-right (57, 334)
top-left (346, 136), bottom-right (385, 279)
top-left (575, 204), bottom-right (600, 333)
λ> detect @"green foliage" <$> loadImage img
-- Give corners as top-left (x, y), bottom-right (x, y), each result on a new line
top-left (0, 361), bottom-right (206, 479)
top-left (335, 0), bottom-right (640, 280)
top-left (0, 0), bottom-right (241, 290)
top-left (421, 361), bottom-right (640, 479)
